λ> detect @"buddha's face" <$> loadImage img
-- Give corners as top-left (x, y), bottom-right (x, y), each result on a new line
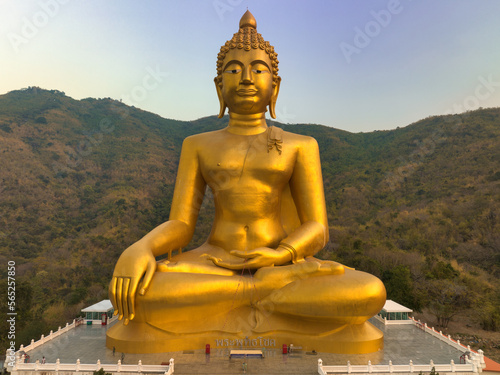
top-left (220, 48), bottom-right (275, 115)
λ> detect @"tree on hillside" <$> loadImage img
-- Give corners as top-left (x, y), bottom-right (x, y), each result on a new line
top-left (477, 302), bottom-right (500, 331)
top-left (382, 265), bottom-right (422, 311)
top-left (427, 279), bottom-right (469, 328)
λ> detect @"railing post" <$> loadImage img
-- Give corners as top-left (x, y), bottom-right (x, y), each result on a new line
top-left (117, 359), bottom-right (121, 372)
top-left (478, 349), bottom-right (485, 365)
top-left (10, 351), bottom-right (15, 367)
top-left (389, 360), bottom-right (393, 373)
top-left (13, 350), bottom-right (22, 370)
top-left (347, 360), bottom-right (351, 374)
top-left (15, 350), bottom-right (22, 366)
top-left (473, 353), bottom-right (483, 373)
top-left (35, 359), bottom-right (40, 371)
top-left (410, 360), bottom-right (414, 373)
top-left (138, 360), bottom-right (142, 373)
top-left (451, 359), bottom-right (455, 372)
top-left (76, 359), bottom-right (80, 372)
top-left (457, 340), bottom-right (461, 347)
top-left (472, 359), bottom-right (478, 374)
top-left (56, 358), bottom-right (60, 373)
top-left (169, 358), bottom-right (174, 372)
top-left (96, 359), bottom-right (101, 371)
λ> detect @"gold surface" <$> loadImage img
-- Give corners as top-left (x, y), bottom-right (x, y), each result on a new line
top-left (107, 10), bottom-right (386, 354)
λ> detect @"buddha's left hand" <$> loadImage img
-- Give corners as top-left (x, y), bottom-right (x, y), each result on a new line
top-left (207, 247), bottom-right (290, 270)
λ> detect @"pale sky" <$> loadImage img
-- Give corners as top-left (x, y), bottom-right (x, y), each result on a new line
top-left (1, 0), bottom-right (500, 133)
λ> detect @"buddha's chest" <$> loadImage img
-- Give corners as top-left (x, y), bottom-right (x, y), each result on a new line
top-left (199, 134), bottom-right (295, 190)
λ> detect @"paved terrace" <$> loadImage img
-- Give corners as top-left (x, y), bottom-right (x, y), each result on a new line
top-left (23, 319), bottom-right (464, 375)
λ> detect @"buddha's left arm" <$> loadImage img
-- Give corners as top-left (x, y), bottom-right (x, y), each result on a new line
top-left (279, 137), bottom-right (329, 261)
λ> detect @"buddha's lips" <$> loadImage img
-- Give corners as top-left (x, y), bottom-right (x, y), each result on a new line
top-left (237, 89), bottom-right (257, 96)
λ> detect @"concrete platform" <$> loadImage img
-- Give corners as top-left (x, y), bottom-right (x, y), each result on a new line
top-left (23, 319), bottom-right (463, 375)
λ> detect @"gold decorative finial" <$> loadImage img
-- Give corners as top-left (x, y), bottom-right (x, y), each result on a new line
top-left (239, 10), bottom-right (257, 29)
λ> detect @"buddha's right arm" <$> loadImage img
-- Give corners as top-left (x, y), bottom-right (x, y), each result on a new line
top-left (110, 136), bottom-right (206, 323)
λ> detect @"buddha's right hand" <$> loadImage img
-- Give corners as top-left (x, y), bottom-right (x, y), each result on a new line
top-left (109, 242), bottom-right (157, 325)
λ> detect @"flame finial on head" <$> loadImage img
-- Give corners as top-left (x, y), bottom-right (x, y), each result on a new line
top-left (239, 10), bottom-right (257, 29)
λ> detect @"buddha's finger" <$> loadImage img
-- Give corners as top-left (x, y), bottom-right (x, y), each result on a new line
top-left (139, 259), bottom-right (156, 296)
top-left (128, 278), bottom-right (138, 321)
top-left (207, 256), bottom-right (252, 270)
top-left (206, 255), bottom-right (222, 265)
top-left (122, 278), bottom-right (130, 325)
top-left (116, 278), bottom-right (124, 320)
top-left (213, 259), bottom-right (254, 270)
top-left (217, 262), bottom-right (245, 270)
top-left (109, 277), bottom-right (118, 314)
top-left (207, 256), bottom-right (235, 268)
top-left (230, 250), bottom-right (258, 259)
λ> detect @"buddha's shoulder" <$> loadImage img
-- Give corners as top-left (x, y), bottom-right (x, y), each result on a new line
top-left (182, 129), bottom-right (227, 145)
top-left (280, 129), bottom-right (319, 149)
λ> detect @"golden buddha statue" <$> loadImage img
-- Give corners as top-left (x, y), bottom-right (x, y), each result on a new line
top-left (106, 10), bottom-right (386, 354)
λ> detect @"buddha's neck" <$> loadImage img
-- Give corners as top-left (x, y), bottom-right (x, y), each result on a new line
top-left (227, 112), bottom-right (268, 135)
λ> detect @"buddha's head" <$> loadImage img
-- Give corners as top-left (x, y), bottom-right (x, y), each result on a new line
top-left (215, 10), bottom-right (281, 119)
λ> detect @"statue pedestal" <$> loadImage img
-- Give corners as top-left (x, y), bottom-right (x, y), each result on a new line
top-left (106, 308), bottom-right (383, 354)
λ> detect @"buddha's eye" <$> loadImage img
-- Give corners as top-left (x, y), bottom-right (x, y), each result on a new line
top-left (253, 69), bottom-right (263, 74)
top-left (225, 69), bottom-right (241, 74)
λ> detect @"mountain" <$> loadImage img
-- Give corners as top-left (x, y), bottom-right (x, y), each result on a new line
top-left (0, 87), bottom-right (499, 353)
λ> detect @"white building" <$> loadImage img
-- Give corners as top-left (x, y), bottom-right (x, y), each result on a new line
top-left (81, 299), bottom-right (115, 325)
top-left (376, 299), bottom-right (413, 324)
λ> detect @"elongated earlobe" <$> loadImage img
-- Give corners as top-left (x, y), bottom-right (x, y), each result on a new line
top-left (269, 77), bottom-right (281, 119)
top-left (214, 78), bottom-right (227, 118)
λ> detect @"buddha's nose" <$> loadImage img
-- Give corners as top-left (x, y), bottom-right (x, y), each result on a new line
top-left (240, 66), bottom-right (253, 84)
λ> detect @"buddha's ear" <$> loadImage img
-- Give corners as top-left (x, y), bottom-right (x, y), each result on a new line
top-left (214, 78), bottom-right (227, 118)
top-left (269, 76), bottom-right (281, 119)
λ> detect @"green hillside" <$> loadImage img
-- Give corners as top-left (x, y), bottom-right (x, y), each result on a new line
top-left (0, 87), bottom-right (499, 354)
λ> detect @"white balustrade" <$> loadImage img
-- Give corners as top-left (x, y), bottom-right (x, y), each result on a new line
top-left (318, 359), bottom-right (477, 375)
top-left (13, 319), bottom-right (77, 355)
top-left (11, 359), bottom-right (174, 375)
